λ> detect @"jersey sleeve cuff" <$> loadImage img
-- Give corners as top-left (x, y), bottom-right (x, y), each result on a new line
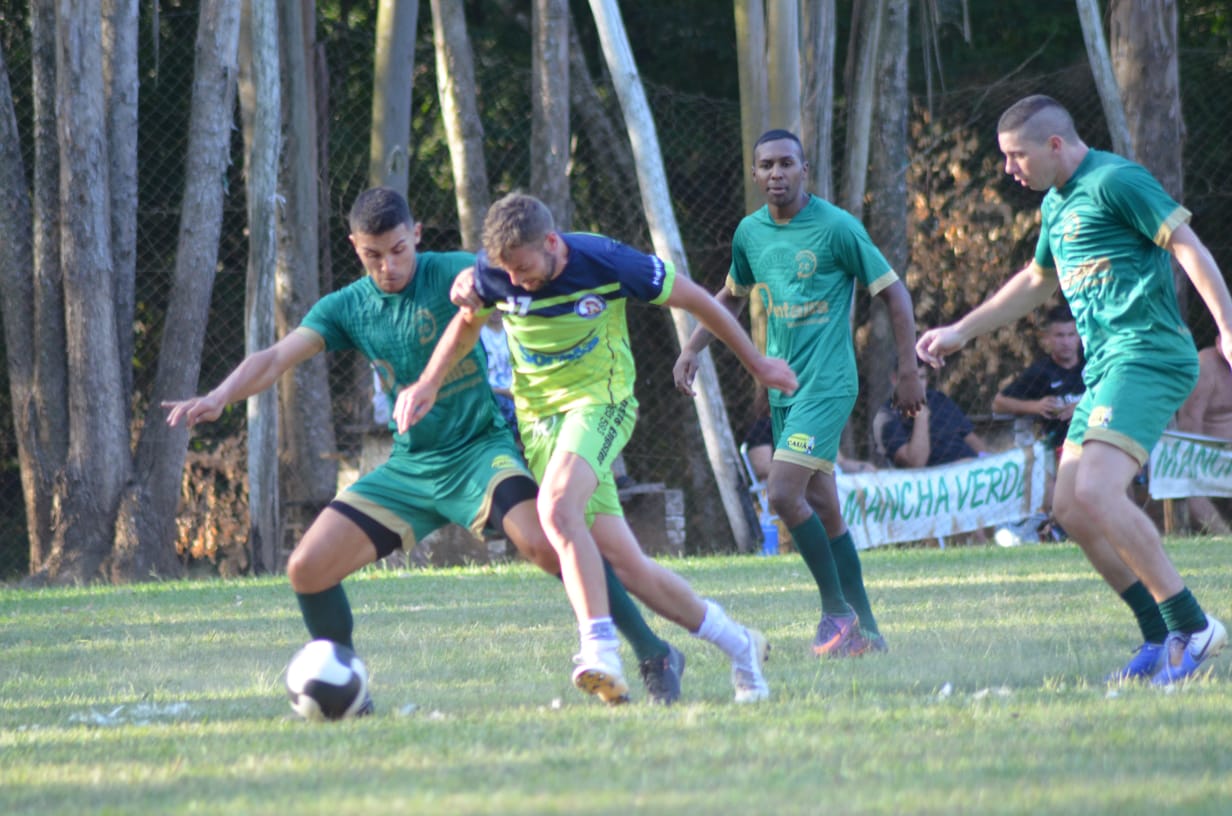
top-left (1154, 205), bottom-right (1192, 248)
top-left (866, 270), bottom-right (899, 297)
top-left (726, 275), bottom-right (752, 298)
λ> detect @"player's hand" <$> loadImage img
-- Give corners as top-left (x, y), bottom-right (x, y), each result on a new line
top-left (393, 380), bottom-right (440, 433)
top-left (893, 376), bottom-right (925, 418)
top-left (162, 394), bottom-right (225, 428)
top-left (754, 356), bottom-right (798, 397)
top-left (1038, 396), bottom-right (1063, 418)
top-left (672, 350), bottom-right (700, 396)
top-left (450, 267), bottom-right (481, 315)
top-left (915, 326), bottom-right (966, 368)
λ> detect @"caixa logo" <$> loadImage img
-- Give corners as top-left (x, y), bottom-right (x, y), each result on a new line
top-left (575, 294), bottom-right (606, 318)
top-left (786, 433), bottom-right (815, 455)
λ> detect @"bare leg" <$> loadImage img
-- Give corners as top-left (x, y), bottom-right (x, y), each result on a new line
top-left (1054, 441), bottom-right (1183, 600)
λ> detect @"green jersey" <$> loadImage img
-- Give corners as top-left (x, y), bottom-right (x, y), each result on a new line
top-left (296, 250), bottom-right (505, 457)
top-left (727, 194), bottom-right (898, 405)
top-left (472, 233), bottom-right (676, 418)
top-left (1033, 149), bottom-right (1194, 379)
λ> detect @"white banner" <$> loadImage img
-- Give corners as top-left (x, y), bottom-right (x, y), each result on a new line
top-left (836, 444), bottom-right (1047, 550)
top-left (1148, 430), bottom-right (1232, 500)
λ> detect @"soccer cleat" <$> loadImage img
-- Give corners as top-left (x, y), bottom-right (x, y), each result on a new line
top-left (732, 627), bottom-right (770, 704)
top-left (1105, 642), bottom-right (1165, 683)
top-left (354, 693), bottom-right (375, 717)
top-left (572, 652), bottom-right (631, 705)
top-left (1151, 615), bottom-right (1228, 686)
top-left (812, 611), bottom-right (860, 657)
top-left (639, 643), bottom-right (686, 705)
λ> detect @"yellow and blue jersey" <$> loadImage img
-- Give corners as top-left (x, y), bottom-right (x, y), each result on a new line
top-left (473, 233), bottom-right (676, 418)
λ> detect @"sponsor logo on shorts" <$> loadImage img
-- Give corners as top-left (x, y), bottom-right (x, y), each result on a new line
top-left (575, 295), bottom-right (606, 318)
top-left (786, 432), bottom-right (815, 455)
top-left (491, 454), bottom-right (519, 470)
top-left (1088, 406), bottom-right (1113, 429)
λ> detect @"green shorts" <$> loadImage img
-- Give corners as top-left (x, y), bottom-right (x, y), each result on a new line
top-left (334, 427), bottom-right (531, 545)
top-left (520, 398), bottom-right (637, 519)
top-left (1066, 357), bottom-right (1198, 465)
top-left (770, 394), bottom-right (857, 474)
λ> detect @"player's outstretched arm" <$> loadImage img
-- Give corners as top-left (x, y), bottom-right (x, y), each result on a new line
top-left (394, 308), bottom-right (486, 433)
top-left (672, 286), bottom-right (746, 397)
top-left (916, 261), bottom-right (1057, 368)
top-left (162, 332), bottom-right (321, 428)
top-left (665, 276), bottom-right (797, 396)
top-left (1170, 225), bottom-right (1232, 367)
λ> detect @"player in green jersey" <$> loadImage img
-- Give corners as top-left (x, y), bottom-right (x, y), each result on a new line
top-left (917, 95), bottom-right (1232, 685)
top-left (164, 187), bottom-right (688, 708)
top-left (399, 192), bottom-right (798, 704)
top-left (673, 129), bottom-right (925, 658)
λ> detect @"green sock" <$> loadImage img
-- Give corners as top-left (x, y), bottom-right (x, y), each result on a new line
top-left (295, 584), bottom-right (354, 649)
top-left (788, 514), bottom-right (850, 616)
top-left (1119, 581), bottom-right (1168, 643)
top-left (604, 560), bottom-right (669, 663)
top-left (1158, 587), bottom-right (1208, 635)
top-left (830, 530), bottom-right (878, 636)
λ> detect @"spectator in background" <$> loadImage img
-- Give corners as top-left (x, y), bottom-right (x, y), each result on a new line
top-left (479, 309), bottom-right (518, 435)
top-left (992, 303), bottom-right (1085, 450)
top-left (1175, 334), bottom-right (1232, 535)
top-left (876, 357), bottom-right (987, 468)
top-left (991, 303), bottom-right (1085, 541)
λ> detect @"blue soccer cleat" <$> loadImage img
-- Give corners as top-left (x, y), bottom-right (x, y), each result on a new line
top-left (1151, 615), bottom-right (1227, 686)
top-left (1105, 641), bottom-right (1165, 683)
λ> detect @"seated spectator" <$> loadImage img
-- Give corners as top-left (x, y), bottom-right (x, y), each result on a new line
top-left (991, 303), bottom-right (1084, 451)
top-left (1175, 334), bottom-right (1232, 535)
top-left (991, 303), bottom-right (1084, 541)
top-left (876, 358), bottom-right (987, 468)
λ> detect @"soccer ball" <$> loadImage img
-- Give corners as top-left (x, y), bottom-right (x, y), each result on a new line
top-left (285, 639), bottom-right (369, 721)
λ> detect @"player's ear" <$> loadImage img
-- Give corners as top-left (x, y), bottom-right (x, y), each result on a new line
top-left (411, 222), bottom-right (423, 245)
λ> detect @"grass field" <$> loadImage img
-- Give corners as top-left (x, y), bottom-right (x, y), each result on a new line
top-left (3, 538), bottom-right (1232, 815)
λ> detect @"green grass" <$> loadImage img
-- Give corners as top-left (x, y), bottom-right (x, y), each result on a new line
top-left (3, 539), bottom-right (1232, 815)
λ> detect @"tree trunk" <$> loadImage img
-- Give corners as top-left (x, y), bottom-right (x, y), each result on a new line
top-left (25, 0), bottom-right (67, 572)
top-left (532, 0), bottom-right (571, 229)
top-left (840, 0), bottom-right (884, 219)
top-left (1109, 0), bottom-right (1187, 314)
top-left (800, 0), bottom-right (836, 200)
top-left (0, 40), bottom-right (44, 577)
top-left (1075, 0), bottom-right (1134, 159)
top-left (588, 0), bottom-right (758, 552)
top-left (861, 0), bottom-right (908, 455)
top-left (766, 0), bottom-right (800, 136)
top-left (111, 0), bottom-right (243, 582)
top-left (568, 15), bottom-right (642, 233)
top-left (239, 0), bottom-right (283, 574)
top-left (102, 0), bottom-right (139, 416)
top-left (45, 0), bottom-right (131, 582)
top-left (277, 0), bottom-right (338, 553)
top-left (431, 0), bottom-right (490, 250)
top-left (369, 0), bottom-right (418, 193)
top-left (734, 0), bottom-right (769, 214)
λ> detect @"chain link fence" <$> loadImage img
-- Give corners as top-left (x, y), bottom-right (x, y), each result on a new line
top-left (3, 12), bottom-right (1231, 576)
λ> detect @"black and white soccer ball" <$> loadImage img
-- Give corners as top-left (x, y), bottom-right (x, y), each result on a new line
top-left (285, 639), bottom-right (370, 721)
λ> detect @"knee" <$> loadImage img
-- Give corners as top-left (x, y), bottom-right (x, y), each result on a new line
top-left (767, 486), bottom-right (809, 527)
top-left (286, 547), bottom-right (315, 594)
top-left (511, 527), bottom-right (560, 573)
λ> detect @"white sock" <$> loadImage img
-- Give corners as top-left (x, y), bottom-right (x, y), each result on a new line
top-left (692, 599), bottom-right (750, 663)
top-left (579, 617), bottom-right (620, 663)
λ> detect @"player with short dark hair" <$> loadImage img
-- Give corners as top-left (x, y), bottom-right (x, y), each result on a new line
top-left (918, 95), bottom-right (1232, 685)
top-left (165, 187), bottom-right (688, 708)
top-left (674, 128), bottom-right (926, 658)
top-left (398, 191), bottom-right (797, 705)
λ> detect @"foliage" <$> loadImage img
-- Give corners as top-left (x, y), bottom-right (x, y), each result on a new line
top-left (898, 104), bottom-right (1048, 405)
top-left (3, 541), bottom-right (1232, 813)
